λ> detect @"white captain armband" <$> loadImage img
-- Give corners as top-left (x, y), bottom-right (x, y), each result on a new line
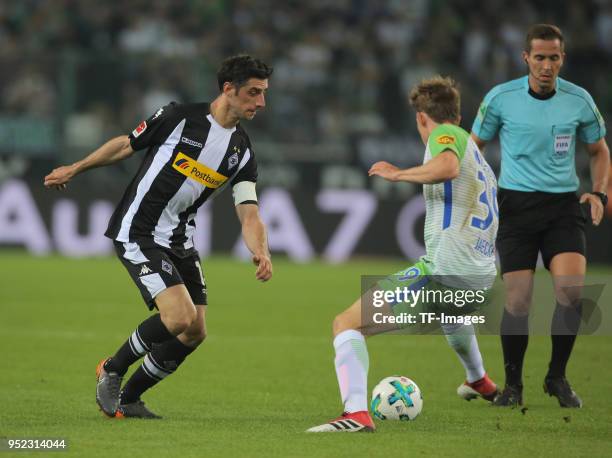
top-left (232, 181), bottom-right (258, 206)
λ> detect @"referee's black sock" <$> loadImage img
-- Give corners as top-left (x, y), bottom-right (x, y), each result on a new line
top-left (548, 302), bottom-right (582, 379)
top-left (120, 337), bottom-right (196, 404)
top-left (104, 314), bottom-right (175, 376)
top-left (500, 309), bottom-right (529, 387)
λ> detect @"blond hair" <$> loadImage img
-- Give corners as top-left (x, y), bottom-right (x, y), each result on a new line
top-left (409, 76), bottom-right (460, 124)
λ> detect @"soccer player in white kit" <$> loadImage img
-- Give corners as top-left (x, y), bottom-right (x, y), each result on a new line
top-left (308, 76), bottom-right (499, 433)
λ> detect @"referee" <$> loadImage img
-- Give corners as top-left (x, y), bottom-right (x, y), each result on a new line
top-left (471, 24), bottom-right (610, 407)
top-left (44, 55), bottom-right (274, 418)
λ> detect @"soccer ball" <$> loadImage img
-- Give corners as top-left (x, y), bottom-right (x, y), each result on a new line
top-left (370, 376), bottom-right (423, 421)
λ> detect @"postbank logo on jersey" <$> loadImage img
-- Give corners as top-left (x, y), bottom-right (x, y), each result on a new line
top-left (436, 135), bottom-right (455, 145)
top-left (172, 152), bottom-right (228, 189)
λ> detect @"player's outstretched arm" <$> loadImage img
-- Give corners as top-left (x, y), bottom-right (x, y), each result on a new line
top-left (369, 150), bottom-right (459, 184)
top-left (236, 203), bottom-right (272, 282)
top-left (579, 138), bottom-right (610, 226)
top-left (44, 135), bottom-right (134, 190)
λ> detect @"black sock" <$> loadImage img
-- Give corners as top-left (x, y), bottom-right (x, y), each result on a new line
top-left (548, 302), bottom-right (582, 379)
top-left (120, 337), bottom-right (197, 404)
top-left (104, 314), bottom-right (175, 376)
top-left (500, 309), bottom-right (529, 387)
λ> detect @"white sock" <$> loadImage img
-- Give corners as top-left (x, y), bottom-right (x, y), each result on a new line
top-left (333, 329), bottom-right (369, 413)
top-left (441, 323), bottom-right (485, 383)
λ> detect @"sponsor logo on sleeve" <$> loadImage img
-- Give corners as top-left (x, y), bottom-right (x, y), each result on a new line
top-left (478, 102), bottom-right (487, 121)
top-left (172, 152), bottom-right (228, 189)
top-left (132, 121), bottom-right (147, 138)
top-left (436, 134), bottom-right (456, 145)
top-left (594, 106), bottom-right (604, 128)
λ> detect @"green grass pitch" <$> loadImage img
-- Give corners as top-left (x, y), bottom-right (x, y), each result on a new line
top-left (1, 253), bottom-right (611, 457)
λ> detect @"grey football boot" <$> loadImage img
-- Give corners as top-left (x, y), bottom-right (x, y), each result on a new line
top-left (96, 358), bottom-right (123, 417)
top-left (116, 400), bottom-right (162, 419)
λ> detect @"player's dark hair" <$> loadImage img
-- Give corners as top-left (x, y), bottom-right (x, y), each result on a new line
top-left (409, 76), bottom-right (460, 124)
top-left (525, 24), bottom-right (564, 52)
top-left (217, 54), bottom-right (273, 91)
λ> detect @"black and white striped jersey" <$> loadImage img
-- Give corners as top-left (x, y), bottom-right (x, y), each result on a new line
top-left (104, 101), bottom-right (258, 258)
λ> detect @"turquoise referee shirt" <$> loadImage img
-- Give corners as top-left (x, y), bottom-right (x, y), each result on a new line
top-left (472, 75), bottom-right (606, 193)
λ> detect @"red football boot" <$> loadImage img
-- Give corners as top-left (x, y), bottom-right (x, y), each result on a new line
top-left (306, 410), bottom-right (375, 433)
top-left (457, 373), bottom-right (498, 402)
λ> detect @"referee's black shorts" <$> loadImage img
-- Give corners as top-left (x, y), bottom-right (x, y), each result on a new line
top-left (496, 188), bottom-right (587, 275)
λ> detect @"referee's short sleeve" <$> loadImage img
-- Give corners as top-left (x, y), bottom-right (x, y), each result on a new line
top-left (577, 92), bottom-right (607, 144)
top-left (128, 102), bottom-right (180, 151)
top-left (472, 90), bottom-right (502, 141)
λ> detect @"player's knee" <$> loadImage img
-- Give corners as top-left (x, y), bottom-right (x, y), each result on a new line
top-left (505, 304), bottom-right (530, 317)
top-left (163, 305), bottom-right (198, 335)
top-left (505, 295), bottom-right (531, 316)
top-left (164, 318), bottom-right (189, 335)
top-left (195, 327), bottom-right (207, 345)
top-left (185, 325), bottom-right (207, 347)
top-left (554, 288), bottom-right (582, 307)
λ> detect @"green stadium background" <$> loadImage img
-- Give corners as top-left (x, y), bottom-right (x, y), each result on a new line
top-left (1, 0), bottom-right (611, 262)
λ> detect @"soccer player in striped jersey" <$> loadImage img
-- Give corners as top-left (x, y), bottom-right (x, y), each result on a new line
top-left (44, 55), bottom-right (273, 419)
top-left (308, 76), bottom-right (499, 433)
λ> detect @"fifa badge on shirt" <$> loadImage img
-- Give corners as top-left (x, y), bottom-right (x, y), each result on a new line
top-left (554, 134), bottom-right (572, 156)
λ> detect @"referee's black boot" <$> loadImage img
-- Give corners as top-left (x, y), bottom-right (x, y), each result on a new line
top-left (544, 376), bottom-right (582, 408)
top-left (492, 383), bottom-right (523, 407)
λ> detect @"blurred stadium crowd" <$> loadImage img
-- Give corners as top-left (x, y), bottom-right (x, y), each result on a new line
top-left (0, 0), bottom-right (611, 176)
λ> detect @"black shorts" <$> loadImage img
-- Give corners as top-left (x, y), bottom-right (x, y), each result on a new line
top-left (114, 241), bottom-right (207, 310)
top-left (496, 189), bottom-right (586, 275)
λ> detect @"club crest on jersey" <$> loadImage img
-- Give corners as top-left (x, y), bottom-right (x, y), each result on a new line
top-left (172, 152), bottom-right (228, 189)
top-left (228, 152), bottom-right (239, 170)
top-left (132, 121), bottom-right (147, 138)
top-left (436, 134), bottom-right (455, 145)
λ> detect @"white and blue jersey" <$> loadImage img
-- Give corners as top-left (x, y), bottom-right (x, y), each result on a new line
top-left (472, 76), bottom-right (606, 193)
top-left (421, 124), bottom-right (498, 289)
